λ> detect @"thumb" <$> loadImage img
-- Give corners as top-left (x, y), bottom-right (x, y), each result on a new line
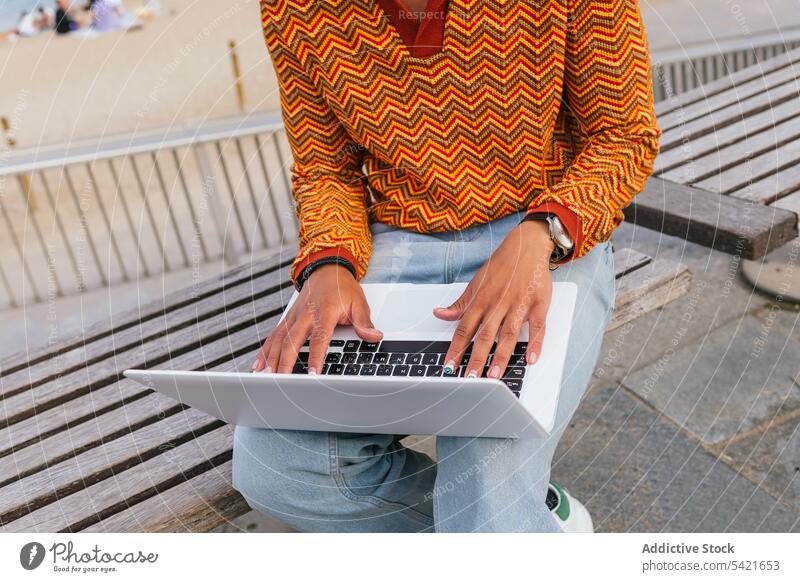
top-left (433, 286), bottom-right (473, 321)
top-left (351, 299), bottom-right (383, 342)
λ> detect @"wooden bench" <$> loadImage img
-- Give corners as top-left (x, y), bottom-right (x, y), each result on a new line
top-left (0, 246), bottom-right (690, 532)
top-left (625, 47), bottom-right (800, 260)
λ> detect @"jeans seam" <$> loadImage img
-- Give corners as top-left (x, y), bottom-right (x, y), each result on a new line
top-left (327, 434), bottom-right (435, 527)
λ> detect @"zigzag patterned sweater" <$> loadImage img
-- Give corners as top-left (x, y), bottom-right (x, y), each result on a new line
top-left (260, 0), bottom-right (661, 281)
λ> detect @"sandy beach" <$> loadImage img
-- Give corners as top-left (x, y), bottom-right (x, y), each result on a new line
top-left (0, 0), bottom-right (280, 147)
top-left (2, 0), bottom-right (800, 148)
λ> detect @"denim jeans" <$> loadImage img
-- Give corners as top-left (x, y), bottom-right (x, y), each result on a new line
top-left (232, 211), bottom-right (616, 532)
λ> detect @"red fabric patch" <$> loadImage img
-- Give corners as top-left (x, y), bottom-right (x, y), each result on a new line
top-left (377, 0), bottom-right (449, 58)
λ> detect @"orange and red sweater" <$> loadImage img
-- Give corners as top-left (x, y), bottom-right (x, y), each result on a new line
top-left (259, 0), bottom-right (661, 282)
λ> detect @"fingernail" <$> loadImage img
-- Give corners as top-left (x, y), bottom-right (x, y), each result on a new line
top-left (265, 365), bottom-right (273, 374)
top-left (251, 362), bottom-right (259, 372)
top-left (489, 365), bottom-right (501, 379)
top-left (527, 352), bottom-right (538, 365)
top-left (467, 370), bottom-right (478, 379)
top-left (443, 360), bottom-right (456, 375)
top-left (308, 367), bottom-right (317, 375)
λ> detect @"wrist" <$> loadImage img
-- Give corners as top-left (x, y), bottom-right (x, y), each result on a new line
top-left (295, 256), bottom-right (357, 291)
top-left (518, 220), bottom-right (556, 256)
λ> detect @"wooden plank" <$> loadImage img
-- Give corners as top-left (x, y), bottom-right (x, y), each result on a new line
top-left (1, 426), bottom-right (234, 533)
top-left (693, 133), bottom-right (800, 196)
top-left (81, 460), bottom-right (249, 533)
top-left (654, 98), bottom-right (800, 177)
top-left (728, 164), bottom-right (800, 205)
top-left (608, 258), bottom-right (693, 331)
top-left (624, 177), bottom-right (799, 259)
top-left (611, 247), bottom-right (651, 278)
top-left (0, 278), bottom-right (289, 428)
top-left (0, 406), bottom-right (219, 526)
top-left (657, 63), bottom-right (800, 133)
top-left (0, 264), bottom-right (292, 400)
top-left (0, 314), bottom-right (281, 485)
top-left (657, 75), bottom-right (800, 152)
top-left (0, 393), bottom-right (181, 487)
top-left (0, 250), bottom-right (294, 380)
top-left (655, 46), bottom-right (800, 121)
top-left (772, 190), bottom-right (800, 215)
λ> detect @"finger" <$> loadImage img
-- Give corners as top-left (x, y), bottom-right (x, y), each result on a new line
top-left (260, 308), bottom-right (298, 373)
top-left (526, 303), bottom-right (548, 365)
top-left (252, 338), bottom-right (270, 372)
top-left (277, 316), bottom-right (312, 374)
top-left (253, 311), bottom-right (295, 372)
top-left (263, 323), bottom-right (289, 374)
top-left (466, 316), bottom-right (502, 378)
top-left (307, 312), bottom-right (339, 375)
top-left (442, 308), bottom-right (483, 375)
top-left (488, 316), bottom-right (523, 379)
top-left (350, 299), bottom-right (383, 342)
top-left (433, 284), bottom-right (475, 321)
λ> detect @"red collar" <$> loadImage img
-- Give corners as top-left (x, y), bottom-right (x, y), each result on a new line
top-left (376, 0), bottom-right (450, 58)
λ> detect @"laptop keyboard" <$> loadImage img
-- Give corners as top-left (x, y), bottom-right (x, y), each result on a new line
top-left (292, 339), bottom-right (528, 397)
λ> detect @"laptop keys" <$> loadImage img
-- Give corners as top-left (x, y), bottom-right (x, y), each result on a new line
top-left (426, 365), bottom-right (443, 376)
top-left (392, 364), bottom-right (410, 376)
top-left (291, 339), bottom-right (529, 396)
top-left (360, 364), bottom-right (377, 376)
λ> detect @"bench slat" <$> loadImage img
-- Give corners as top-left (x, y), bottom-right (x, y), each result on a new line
top-left (654, 98), bottom-right (800, 178)
top-left (655, 46), bottom-right (800, 122)
top-left (626, 177), bottom-right (798, 259)
top-left (0, 277), bottom-right (289, 427)
top-left (81, 460), bottom-right (249, 533)
top-left (0, 406), bottom-right (218, 527)
top-left (0, 266), bottom-right (292, 400)
top-left (608, 258), bottom-right (692, 331)
top-left (658, 76), bottom-right (799, 152)
top-left (2, 426), bottom-right (233, 533)
top-left (0, 252), bottom-right (293, 380)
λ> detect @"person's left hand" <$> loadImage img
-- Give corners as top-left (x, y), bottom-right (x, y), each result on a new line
top-left (433, 219), bottom-right (555, 379)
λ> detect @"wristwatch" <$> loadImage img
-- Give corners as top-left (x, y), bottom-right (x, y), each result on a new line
top-left (521, 212), bottom-right (575, 269)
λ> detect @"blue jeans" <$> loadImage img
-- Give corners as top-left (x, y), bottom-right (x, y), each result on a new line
top-left (232, 211), bottom-right (616, 532)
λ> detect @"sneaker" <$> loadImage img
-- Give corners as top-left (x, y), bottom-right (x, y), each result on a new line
top-left (547, 482), bottom-right (594, 533)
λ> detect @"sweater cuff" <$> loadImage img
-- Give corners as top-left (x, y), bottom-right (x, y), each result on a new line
top-left (525, 202), bottom-right (584, 264)
top-left (291, 246), bottom-right (360, 285)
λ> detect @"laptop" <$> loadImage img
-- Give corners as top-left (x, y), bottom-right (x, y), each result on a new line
top-left (124, 281), bottom-right (577, 439)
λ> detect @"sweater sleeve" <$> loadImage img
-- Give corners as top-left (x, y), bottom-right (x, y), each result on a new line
top-left (261, 8), bottom-right (372, 283)
top-left (528, 0), bottom-right (661, 259)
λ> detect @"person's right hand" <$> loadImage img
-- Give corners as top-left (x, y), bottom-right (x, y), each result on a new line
top-left (251, 264), bottom-right (383, 375)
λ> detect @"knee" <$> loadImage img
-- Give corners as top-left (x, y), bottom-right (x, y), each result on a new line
top-left (232, 426), bottom-right (336, 518)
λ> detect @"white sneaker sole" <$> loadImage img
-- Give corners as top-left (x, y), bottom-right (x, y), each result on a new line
top-left (559, 494), bottom-right (594, 533)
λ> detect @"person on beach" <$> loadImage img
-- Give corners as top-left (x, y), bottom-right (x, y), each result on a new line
top-left (55, 0), bottom-right (77, 34)
top-left (233, 0), bottom-right (661, 532)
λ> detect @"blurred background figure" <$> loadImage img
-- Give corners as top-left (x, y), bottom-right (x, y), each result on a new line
top-left (35, 6), bottom-right (54, 30)
top-left (87, 0), bottom-right (128, 32)
top-left (16, 10), bottom-right (38, 36)
top-left (54, 0), bottom-right (77, 34)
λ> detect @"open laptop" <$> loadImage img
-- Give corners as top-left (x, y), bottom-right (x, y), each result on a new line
top-left (124, 282), bottom-right (577, 439)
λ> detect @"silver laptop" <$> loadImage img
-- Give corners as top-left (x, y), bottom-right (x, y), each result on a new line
top-left (124, 282), bottom-right (577, 439)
